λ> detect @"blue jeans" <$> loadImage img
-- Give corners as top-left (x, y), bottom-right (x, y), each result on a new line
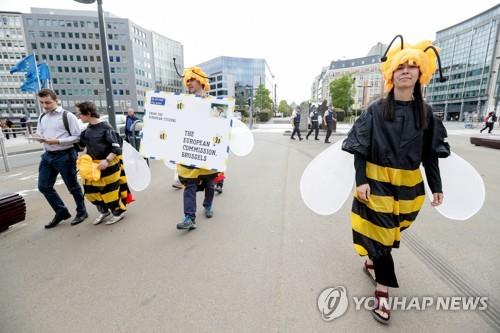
top-left (183, 178), bottom-right (215, 219)
top-left (38, 149), bottom-right (86, 217)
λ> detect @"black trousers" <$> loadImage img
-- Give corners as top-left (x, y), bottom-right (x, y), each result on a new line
top-left (306, 122), bottom-right (319, 139)
top-left (370, 253), bottom-right (399, 288)
top-left (291, 122), bottom-right (301, 138)
top-left (480, 123), bottom-right (494, 133)
top-left (325, 122), bottom-right (333, 142)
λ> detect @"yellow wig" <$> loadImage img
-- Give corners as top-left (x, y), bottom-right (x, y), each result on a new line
top-left (381, 39), bottom-right (440, 92)
top-left (182, 66), bottom-right (210, 92)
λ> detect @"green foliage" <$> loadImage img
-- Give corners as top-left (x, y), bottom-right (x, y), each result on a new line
top-left (278, 100), bottom-right (292, 117)
top-left (256, 111), bottom-right (271, 122)
top-left (330, 76), bottom-right (355, 111)
top-left (253, 84), bottom-right (273, 110)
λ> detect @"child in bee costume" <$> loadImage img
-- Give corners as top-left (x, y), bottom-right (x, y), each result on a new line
top-left (176, 67), bottom-right (219, 230)
top-left (342, 36), bottom-right (450, 324)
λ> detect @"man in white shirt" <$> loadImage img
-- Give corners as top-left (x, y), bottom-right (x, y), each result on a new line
top-left (34, 89), bottom-right (87, 228)
top-left (306, 106), bottom-right (320, 140)
top-left (290, 108), bottom-right (303, 140)
top-left (323, 106), bottom-right (336, 143)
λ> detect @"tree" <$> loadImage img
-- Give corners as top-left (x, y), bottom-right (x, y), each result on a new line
top-left (278, 100), bottom-right (292, 117)
top-left (253, 84), bottom-right (273, 111)
top-left (299, 100), bottom-right (310, 112)
top-left (235, 95), bottom-right (248, 115)
top-left (330, 76), bottom-right (354, 111)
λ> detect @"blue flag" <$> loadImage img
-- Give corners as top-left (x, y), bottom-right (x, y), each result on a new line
top-left (10, 54), bottom-right (37, 75)
top-left (20, 76), bottom-right (40, 92)
top-left (37, 62), bottom-right (51, 80)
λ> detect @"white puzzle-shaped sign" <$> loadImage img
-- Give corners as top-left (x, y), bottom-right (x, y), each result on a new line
top-left (141, 91), bottom-right (234, 172)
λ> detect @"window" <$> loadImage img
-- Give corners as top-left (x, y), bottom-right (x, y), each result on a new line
top-left (31, 42), bottom-right (37, 50)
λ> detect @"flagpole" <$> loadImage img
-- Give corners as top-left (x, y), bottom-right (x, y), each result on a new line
top-left (32, 51), bottom-right (42, 117)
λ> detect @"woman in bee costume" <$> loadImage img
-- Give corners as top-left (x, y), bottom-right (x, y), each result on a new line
top-left (341, 36), bottom-right (451, 324)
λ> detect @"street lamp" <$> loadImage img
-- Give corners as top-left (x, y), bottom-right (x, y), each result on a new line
top-left (73, 0), bottom-right (116, 130)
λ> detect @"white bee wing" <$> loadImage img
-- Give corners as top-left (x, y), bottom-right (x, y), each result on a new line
top-left (229, 118), bottom-right (254, 157)
top-left (122, 141), bottom-right (151, 191)
top-left (300, 140), bottom-right (354, 215)
top-left (421, 152), bottom-right (485, 220)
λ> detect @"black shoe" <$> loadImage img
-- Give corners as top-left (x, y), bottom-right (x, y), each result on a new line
top-left (325, 140), bottom-right (332, 143)
top-left (306, 135), bottom-right (309, 140)
top-left (70, 212), bottom-right (89, 225)
top-left (315, 138), bottom-right (320, 140)
top-left (299, 137), bottom-right (303, 141)
top-left (291, 136), bottom-right (296, 140)
top-left (45, 211), bottom-right (71, 229)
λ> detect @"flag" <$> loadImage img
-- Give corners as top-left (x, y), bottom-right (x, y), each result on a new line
top-left (10, 54), bottom-right (37, 75)
top-left (37, 62), bottom-right (51, 80)
top-left (38, 63), bottom-right (51, 89)
top-left (20, 77), bottom-right (40, 92)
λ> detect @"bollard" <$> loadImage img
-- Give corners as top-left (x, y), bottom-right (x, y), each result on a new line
top-left (0, 128), bottom-right (11, 172)
top-left (130, 120), bottom-right (143, 150)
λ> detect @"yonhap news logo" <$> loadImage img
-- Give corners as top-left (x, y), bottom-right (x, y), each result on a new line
top-left (317, 286), bottom-right (488, 322)
top-left (317, 286), bottom-right (349, 321)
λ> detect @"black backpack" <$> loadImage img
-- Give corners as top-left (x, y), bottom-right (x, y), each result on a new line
top-left (39, 110), bottom-right (84, 152)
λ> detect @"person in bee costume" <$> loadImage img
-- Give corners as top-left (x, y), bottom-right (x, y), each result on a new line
top-left (176, 67), bottom-right (219, 230)
top-left (342, 35), bottom-right (450, 324)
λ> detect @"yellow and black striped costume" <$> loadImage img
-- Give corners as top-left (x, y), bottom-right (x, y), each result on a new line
top-left (83, 156), bottom-right (129, 214)
top-left (80, 122), bottom-right (130, 215)
top-left (343, 100), bottom-right (449, 259)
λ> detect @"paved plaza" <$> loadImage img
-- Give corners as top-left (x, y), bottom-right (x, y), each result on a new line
top-left (0, 121), bottom-right (499, 332)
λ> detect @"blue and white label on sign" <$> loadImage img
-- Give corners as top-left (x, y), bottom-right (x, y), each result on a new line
top-left (150, 97), bottom-right (166, 105)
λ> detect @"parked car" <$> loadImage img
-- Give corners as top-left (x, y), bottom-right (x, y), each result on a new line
top-left (100, 114), bottom-right (127, 136)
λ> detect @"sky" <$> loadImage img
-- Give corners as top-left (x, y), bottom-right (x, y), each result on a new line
top-left (2, 0), bottom-right (499, 104)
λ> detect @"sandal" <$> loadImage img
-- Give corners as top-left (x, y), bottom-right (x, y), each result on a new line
top-left (372, 290), bottom-right (391, 324)
top-left (363, 260), bottom-right (376, 286)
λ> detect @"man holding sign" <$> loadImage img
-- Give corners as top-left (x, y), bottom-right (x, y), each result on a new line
top-left (175, 67), bottom-right (218, 230)
top-left (141, 66), bottom-right (233, 230)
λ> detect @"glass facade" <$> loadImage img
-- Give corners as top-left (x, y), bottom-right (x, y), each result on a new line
top-left (426, 5), bottom-right (500, 120)
top-left (152, 32), bottom-right (183, 93)
top-left (197, 56), bottom-right (275, 101)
